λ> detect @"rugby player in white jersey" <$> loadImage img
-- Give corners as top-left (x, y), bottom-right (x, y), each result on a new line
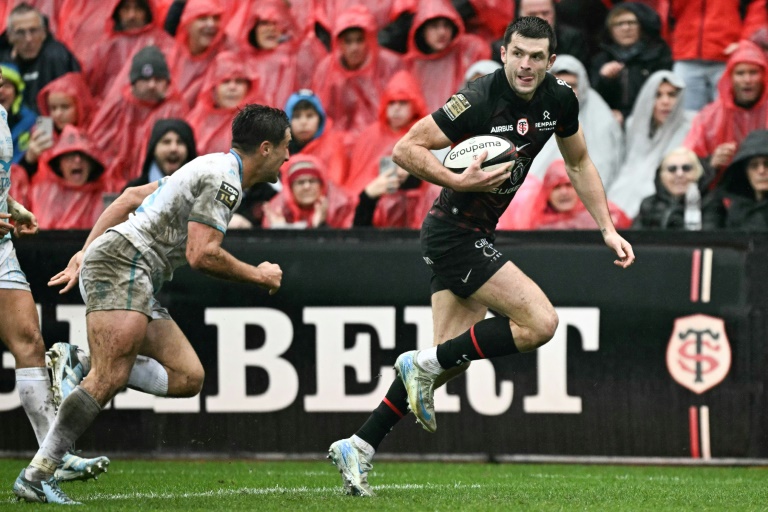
top-left (14, 104), bottom-right (289, 504)
top-left (0, 67), bottom-right (110, 505)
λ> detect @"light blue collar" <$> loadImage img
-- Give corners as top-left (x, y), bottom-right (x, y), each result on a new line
top-left (229, 149), bottom-right (243, 183)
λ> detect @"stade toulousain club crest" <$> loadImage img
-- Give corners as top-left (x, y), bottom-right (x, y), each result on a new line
top-left (666, 314), bottom-right (731, 394)
top-left (517, 118), bottom-right (529, 136)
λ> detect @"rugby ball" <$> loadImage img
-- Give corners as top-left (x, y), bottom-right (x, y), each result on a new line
top-left (443, 135), bottom-right (515, 173)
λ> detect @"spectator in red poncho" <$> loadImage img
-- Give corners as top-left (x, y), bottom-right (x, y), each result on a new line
top-left (187, 52), bottom-right (265, 155)
top-left (683, 40), bottom-right (768, 188)
top-left (236, 2), bottom-right (299, 109)
top-left (57, 0), bottom-right (149, 70)
top-left (169, 0), bottom-right (240, 108)
top-left (84, 0), bottom-right (179, 99)
top-left (655, 0), bottom-right (764, 112)
top-left (404, 0), bottom-right (490, 112)
top-left (345, 70), bottom-right (436, 228)
top-left (523, 160), bottom-right (631, 230)
top-left (89, 45), bottom-right (187, 192)
top-left (463, 0), bottom-right (515, 43)
top-left (284, 89), bottom-right (349, 188)
top-left (320, 0), bottom-right (416, 32)
top-left (263, 154), bottom-right (355, 229)
top-left (27, 125), bottom-right (108, 230)
top-left (311, 5), bottom-right (405, 150)
top-left (20, 72), bottom-right (94, 178)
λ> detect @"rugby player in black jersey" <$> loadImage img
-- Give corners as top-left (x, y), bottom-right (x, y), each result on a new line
top-left (328, 17), bottom-right (635, 496)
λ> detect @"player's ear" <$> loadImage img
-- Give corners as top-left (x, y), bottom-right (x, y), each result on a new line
top-left (547, 53), bottom-right (556, 71)
top-left (500, 44), bottom-right (507, 65)
top-left (260, 139), bottom-right (272, 156)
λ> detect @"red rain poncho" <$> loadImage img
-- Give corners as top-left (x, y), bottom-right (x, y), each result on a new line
top-left (683, 40), bottom-right (768, 185)
top-left (186, 52), bottom-right (266, 155)
top-left (345, 70), bottom-right (433, 227)
top-left (462, 0), bottom-right (513, 42)
top-left (405, 0), bottom-right (490, 112)
top-left (36, 72), bottom-right (95, 134)
top-left (28, 125), bottom-right (108, 230)
top-left (84, 0), bottom-right (178, 99)
top-left (292, 118), bottom-right (349, 189)
top-left (514, 160), bottom-right (631, 230)
top-left (8, 163), bottom-right (29, 207)
top-left (170, 0), bottom-right (242, 108)
top-left (236, 2), bottom-right (303, 108)
top-left (311, 5), bottom-right (405, 145)
top-left (88, 81), bottom-right (187, 192)
top-left (58, 0), bottom-right (163, 67)
top-left (320, 0), bottom-right (416, 31)
top-left (345, 70), bottom-right (427, 195)
top-left (265, 154), bottom-right (355, 229)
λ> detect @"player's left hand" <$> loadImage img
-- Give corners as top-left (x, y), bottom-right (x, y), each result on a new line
top-left (603, 231), bottom-right (635, 268)
top-left (49, 250), bottom-right (84, 294)
top-left (256, 261), bottom-right (282, 295)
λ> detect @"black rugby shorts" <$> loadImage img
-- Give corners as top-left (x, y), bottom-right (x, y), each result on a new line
top-left (420, 216), bottom-right (507, 299)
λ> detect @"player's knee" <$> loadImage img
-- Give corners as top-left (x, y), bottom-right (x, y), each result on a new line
top-left (530, 309), bottom-right (559, 350)
top-left (178, 364), bottom-right (205, 398)
top-left (6, 323), bottom-right (45, 365)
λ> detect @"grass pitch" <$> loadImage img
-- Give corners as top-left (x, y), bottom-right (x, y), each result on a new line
top-left (0, 458), bottom-right (765, 511)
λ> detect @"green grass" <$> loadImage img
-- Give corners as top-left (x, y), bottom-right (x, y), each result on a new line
top-left (0, 459), bottom-right (766, 511)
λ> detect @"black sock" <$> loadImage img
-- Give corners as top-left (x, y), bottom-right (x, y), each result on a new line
top-left (436, 316), bottom-right (518, 369)
top-left (355, 377), bottom-right (409, 451)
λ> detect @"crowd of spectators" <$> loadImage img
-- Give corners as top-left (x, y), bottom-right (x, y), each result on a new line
top-left (1, 0), bottom-right (767, 231)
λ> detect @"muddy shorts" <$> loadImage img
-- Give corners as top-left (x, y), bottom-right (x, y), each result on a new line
top-left (79, 231), bottom-right (170, 320)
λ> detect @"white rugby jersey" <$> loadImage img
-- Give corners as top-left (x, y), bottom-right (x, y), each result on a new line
top-left (110, 150), bottom-right (243, 287)
top-left (0, 106), bottom-right (13, 242)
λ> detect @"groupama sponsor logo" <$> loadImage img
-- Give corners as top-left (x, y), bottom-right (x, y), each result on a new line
top-left (448, 140), bottom-right (505, 160)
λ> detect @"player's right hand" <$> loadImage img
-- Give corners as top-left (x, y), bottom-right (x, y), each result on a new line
top-left (256, 261), bottom-right (282, 295)
top-left (49, 250), bottom-right (84, 294)
top-left (453, 150), bottom-right (512, 192)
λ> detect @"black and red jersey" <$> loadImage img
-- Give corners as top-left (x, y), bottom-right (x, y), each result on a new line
top-left (430, 68), bottom-right (580, 234)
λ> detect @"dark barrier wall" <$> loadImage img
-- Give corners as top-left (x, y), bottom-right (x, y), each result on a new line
top-left (1, 230), bottom-right (766, 458)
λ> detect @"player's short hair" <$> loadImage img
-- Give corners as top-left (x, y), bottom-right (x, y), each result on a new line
top-left (231, 104), bottom-right (289, 154)
top-left (503, 16), bottom-right (557, 57)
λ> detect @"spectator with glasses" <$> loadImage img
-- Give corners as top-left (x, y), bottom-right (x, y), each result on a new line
top-left (590, 2), bottom-right (672, 127)
top-left (0, 3), bottom-right (80, 113)
top-left (633, 147), bottom-right (721, 229)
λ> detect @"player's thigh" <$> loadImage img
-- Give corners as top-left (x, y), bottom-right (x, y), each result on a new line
top-left (86, 310), bottom-right (148, 374)
top-left (0, 288), bottom-right (44, 364)
top-left (139, 317), bottom-right (203, 381)
top-left (471, 261), bottom-right (558, 350)
top-left (431, 289), bottom-right (488, 345)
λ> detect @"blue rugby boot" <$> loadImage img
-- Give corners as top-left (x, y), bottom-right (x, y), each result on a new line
top-left (13, 468), bottom-right (80, 504)
top-left (55, 452), bottom-right (110, 482)
top-left (394, 350), bottom-right (441, 433)
top-left (47, 342), bottom-right (87, 408)
top-left (327, 438), bottom-right (375, 497)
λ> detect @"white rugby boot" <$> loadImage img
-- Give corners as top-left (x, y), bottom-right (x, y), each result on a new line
top-left (327, 438), bottom-right (375, 497)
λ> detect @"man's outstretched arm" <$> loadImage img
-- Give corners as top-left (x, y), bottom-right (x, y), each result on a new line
top-left (186, 221), bottom-right (282, 295)
top-left (556, 126), bottom-right (635, 268)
